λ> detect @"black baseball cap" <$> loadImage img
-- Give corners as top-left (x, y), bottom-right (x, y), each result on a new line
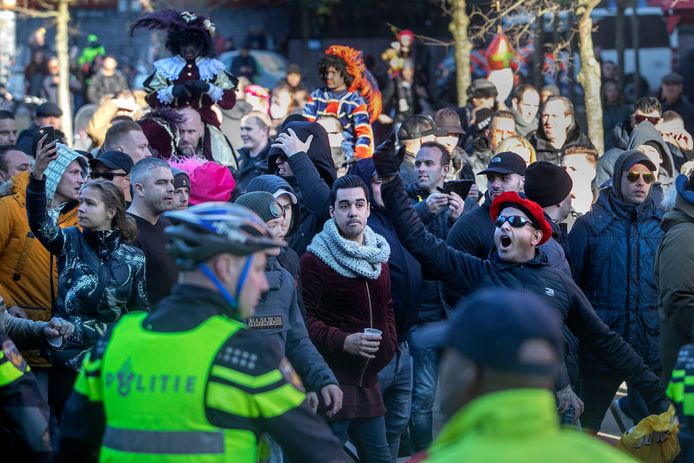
top-left (478, 151), bottom-right (527, 176)
top-left (89, 150), bottom-right (134, 173)
top-left (36, 102), bottom-right (63, 118)
top-left (415, 289), bottom-right (563, 375)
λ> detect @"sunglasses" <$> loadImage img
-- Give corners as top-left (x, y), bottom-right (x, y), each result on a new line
top-left (494, 215), bottom-right (535, 229)
top-left (91, 172), bottom-right (128, 181)
top-left (633, 114), bottom-right (660, 125)
top-left (626, 171), bottom-right (656, 184)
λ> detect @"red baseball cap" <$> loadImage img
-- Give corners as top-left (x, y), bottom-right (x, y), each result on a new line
top-left (490, 192), bottom-right (552, 246)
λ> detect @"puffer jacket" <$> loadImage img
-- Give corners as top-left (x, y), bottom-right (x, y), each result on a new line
top-left (0, 172), bottom-right (79, 368)
top-left (657, 174), bottom-right (694, 381)
top-left (569, 188), bottom-right (664, 370)
top-left (380, 175), bottom-right (668, 412)
top-left (27, 176), bottom-right (149, 371)
top-left (249, 256), bottom-right (337, 393)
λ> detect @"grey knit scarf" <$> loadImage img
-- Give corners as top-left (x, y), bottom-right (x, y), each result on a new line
top-left (308, 219), bottom-right (390, 279)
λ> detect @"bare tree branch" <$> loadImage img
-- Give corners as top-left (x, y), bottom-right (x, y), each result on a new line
top-left (7, 6), bottom-right (58, 18)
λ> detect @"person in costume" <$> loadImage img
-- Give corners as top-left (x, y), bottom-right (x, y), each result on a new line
top-left (137, 107), bottom-right (184, 160)
top-left (381, 29), bottom-right (415, 79)
top-left (303, 45), bottom-right (381, 160)
top-left (132, 10), bottom-right (237, 129)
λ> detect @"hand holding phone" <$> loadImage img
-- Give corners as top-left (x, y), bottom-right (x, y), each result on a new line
top-left (442, 180), bottom-right (474, 198)
top-left (38, 126), bottom-right (56, 145)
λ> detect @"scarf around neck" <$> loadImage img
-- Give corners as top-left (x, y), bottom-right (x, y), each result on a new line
top-left (308, 219), bottom-right (390, 279)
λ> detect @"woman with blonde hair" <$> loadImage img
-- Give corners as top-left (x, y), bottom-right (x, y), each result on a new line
top-left (495, 135), bottom-right (536, 165)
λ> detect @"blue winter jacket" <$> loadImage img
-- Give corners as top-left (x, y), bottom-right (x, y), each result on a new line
top-left (569, 188), bottom-right (664, 370)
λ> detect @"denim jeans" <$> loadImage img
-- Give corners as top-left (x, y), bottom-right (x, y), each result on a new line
top-left (378, 342), bottom-right (413, 463)
top-left (408, 324), bottom-right (440, 453)
top-left (329, 416), bottom-right (391, 463)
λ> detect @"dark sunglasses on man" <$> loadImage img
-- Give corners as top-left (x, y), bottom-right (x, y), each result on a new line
top-left (632, 114), bottom-right (660, 126)
top-left (91, 171), bottom-right (129, 181)
top-left (625, 171), bottom-right (656, 184)
top-left (494, 215), bottom-right (537, 229)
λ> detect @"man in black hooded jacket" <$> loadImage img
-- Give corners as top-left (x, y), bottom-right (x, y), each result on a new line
top-left (371, 138), bottom-right (670, 428)
top-left (268, 120), bottom-right (338, 255)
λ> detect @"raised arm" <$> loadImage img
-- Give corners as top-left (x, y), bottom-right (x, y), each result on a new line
top-left (26, 138), bottom-right (67, 257)
top-left (273, 128), bottom-right (333, 221)
top-left (379, 173), bottom-right (487, 296)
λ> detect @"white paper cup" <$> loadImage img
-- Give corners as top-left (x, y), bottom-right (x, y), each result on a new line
top-left (364, 328), bottom-right (382, 338)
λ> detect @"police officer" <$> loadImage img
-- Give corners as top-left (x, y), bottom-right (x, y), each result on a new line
top-left (667, 345), bottom-right (694, 462)
top-left (0, 326), bottom-right (52, 463)
top-left (56, 202), bottom-right (347, 463)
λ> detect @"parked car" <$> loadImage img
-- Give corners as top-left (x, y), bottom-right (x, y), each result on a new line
top-left (592, 6), bottom-right (676, 101)
top-left (218, 50), bottom-right (288, 89)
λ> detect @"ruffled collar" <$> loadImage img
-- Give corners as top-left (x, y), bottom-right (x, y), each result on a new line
top-left (153, 55), bottom-right (226, 82)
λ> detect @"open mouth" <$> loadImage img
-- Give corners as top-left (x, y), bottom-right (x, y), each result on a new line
top-left (500, 235), bottom-right (512, 249)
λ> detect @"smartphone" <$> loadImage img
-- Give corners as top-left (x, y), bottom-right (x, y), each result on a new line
top-left (439, 180), bottom-right (474, 198)
top-left (39, 126), bottom-right (56, 145)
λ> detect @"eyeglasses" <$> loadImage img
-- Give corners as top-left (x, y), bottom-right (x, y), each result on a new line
top-left (494, 215), bottom-right (535, 229)
top-left (90, 172), bottom-right (128, 181)
top-left (626, 171), bottom-right (656, 184)
top-left (633, 114), bottom-right (660, 126)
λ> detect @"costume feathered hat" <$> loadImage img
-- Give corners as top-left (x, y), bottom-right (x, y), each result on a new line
top-left (325, 45), bottom-right (382, 123)
top-left (137, 108), bottom-right (185, 160)
top-left (130, 9), bottom-right (216, 37)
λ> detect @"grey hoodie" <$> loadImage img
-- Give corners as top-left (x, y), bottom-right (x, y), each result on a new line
top-left (626, 121), bottom-right (675, 187)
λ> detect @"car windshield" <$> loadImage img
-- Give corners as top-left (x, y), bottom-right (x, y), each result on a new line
top-left (252, 52), bottom-right (283, 73)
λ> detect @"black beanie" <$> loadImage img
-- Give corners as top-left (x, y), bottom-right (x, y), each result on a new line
top-left (524, 161), bottom-right (573, 208)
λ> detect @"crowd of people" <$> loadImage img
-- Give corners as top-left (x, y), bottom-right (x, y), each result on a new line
top-left (3, 8), bottom-right (694, 463)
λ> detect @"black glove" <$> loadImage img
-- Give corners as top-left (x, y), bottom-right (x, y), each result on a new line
top-left (185, 80), bottom-right (210, 95)
top-left (372, 134), bottom-right (403, 178)
top-left (171, 84), bottom-right (191, 99)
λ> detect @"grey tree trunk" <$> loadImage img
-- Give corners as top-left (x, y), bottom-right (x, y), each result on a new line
top-left (449, 0), bottom-right (471, 107)
top-left (56, 0), bottom-right (72, 145)
top-left (577, 0), bottom-right (604, 154)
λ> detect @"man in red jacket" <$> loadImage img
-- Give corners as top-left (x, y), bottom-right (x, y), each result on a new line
top-left (301, 174), bottom-right (396, 463)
